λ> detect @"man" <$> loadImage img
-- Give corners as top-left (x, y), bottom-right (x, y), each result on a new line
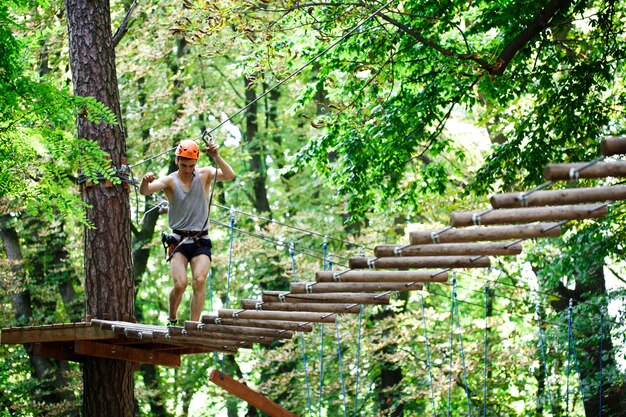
top-left (139, 139), bottom-right (235, 325)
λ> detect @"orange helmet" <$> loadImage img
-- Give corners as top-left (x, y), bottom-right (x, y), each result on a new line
top-left (175, 140), bottom-right (200, 160)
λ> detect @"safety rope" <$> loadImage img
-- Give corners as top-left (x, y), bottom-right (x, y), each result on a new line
top-left (221, 208), bottom-right (236, 377)
top-left (124, 0), bottom-right (397, 171)
top-left (290, 243), bottom-right (313, 415)
top-left (599, 307), bottom-right (605, 416)
top-left (318, 238), bottom-right (329, 417)
top-left (353, 305), bottom-right (363, 417)
top-left (335, 319), bottom-right (348, 417)
top-left (535, 301), bottom-right (555, 415)
top-left (420, 293), bottom-right (437, 417)
top-left (447, 280), bottom-right (454, 417)
top-left (565, 299), bottom-right (584, 416)
top-left (483, 284), bottom-right (489, 417)
top-left (452, 278), bottom-right (472, 416)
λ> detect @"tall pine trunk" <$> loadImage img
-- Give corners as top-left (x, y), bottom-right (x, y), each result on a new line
top-left (64, 0), bottom-right (135, 415)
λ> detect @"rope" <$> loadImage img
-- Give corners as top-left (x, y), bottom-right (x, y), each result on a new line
top-left (291, 243), bottom-right (313, 415)
top-left (335, 319), bottom-right (348, 417)
top-left (319, 237), bottom-right (328, 417)
top-left (483, 284), bottom-right (489, 417)
top-left (353, 304), bottom-right (364, 417)
top-left (452, 278), bottom-right (472, 416)
top-left (534, 299), bottom-right (555, 415)
top-left (565, 299), bottom-right (585, 416)
top-left (318, 323), bottom-right (325, 417)
top-left (447, 279), bottom-right (455, 417)
top-left (420, 293), bottom-right (437, 417)
top-left (599, 307), bottom-right (605, 417)
top-left (221, 209), bottom-right (236, 377)
top-left (125, 0), bottom-right (397, 171)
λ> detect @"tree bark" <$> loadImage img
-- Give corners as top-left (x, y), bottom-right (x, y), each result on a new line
top-left (244, 76), bottom-right (271, 214)
top-left (64, 0), bottom-right (135, 415)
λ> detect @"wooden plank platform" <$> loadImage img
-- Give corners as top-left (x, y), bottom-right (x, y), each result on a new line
top-left (0, 320), bottom-right (241, 367)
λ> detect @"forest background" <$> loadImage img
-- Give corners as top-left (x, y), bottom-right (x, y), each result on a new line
top-left (1, 0), bottom-right (626, 416)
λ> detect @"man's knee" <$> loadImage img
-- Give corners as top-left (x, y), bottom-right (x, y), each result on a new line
top-left (192, 274), bottom-right (207, 291)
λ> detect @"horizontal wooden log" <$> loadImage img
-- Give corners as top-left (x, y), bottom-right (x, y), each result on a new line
top-left (210, 370), bottom-right (298, 417)
top-left (218, 308), bottom-right (337, 324)
top-left (240, 299), bottom-right (362, 314)
top-left (374, 242), bottom-right (522, 257)
top-left (450, 204), bottom-right (607, 227)
top-left (348, 256), bottom-right (490, 269)
top-left (316, 270), bottom-right (449, 283)
top-left (601, 137), bottom-right (626, 156)
top-left (74, 340), bottom-right (181, 367)
top-left (262, 291), bottom-right (390, 305)
top-left (290, 282), bottom-right (424, 294)
top-left (182, 321), bottom-right (294, 339)
top-left (202, 315), bottom-right (314, 332)
top-left (170, 327), bottom-right (281, 345)
top-left (411, 223), bottom-right (561, 244)
top-left (151, 331), bottom-right (250, 349)
top-left (490, 185), bottom-right (626, 208)
top-left (544, 161), bottom-right (626, 180)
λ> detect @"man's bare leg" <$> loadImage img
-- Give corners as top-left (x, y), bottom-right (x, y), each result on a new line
top-left (189, 254), bottom-right (211, 322)
top-left (169, 252), bottom-right (189, 322)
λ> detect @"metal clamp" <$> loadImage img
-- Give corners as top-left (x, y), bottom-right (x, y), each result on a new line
top-left (278, 293), bottom-right (287, 303)
top-left (255, 302), bottom-right (263, 310)
top-left (367, 258), bottom-right (376, 269)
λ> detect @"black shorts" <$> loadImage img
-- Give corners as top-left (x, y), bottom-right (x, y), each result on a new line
top-left (169, 237), bottom-right (212, 262)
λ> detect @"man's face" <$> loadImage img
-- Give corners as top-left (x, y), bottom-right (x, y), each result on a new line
top-left (177, 157), bottom-right (197, 177)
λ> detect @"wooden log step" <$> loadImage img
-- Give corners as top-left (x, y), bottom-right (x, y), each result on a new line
top-left (240, 299), bottom-right (362, 314)
top-left (316, 270), bottom-right (449, 283)
top-left (202, 315), bottom-right (314, 332)
top-left (262, 291), bottom-right (391, 305)
top-left (348, 255), bottom-right (490, 269)
top-left (374, 242), bottom-right (522, 257)
top-left (490, 185), bottom-right (626, 209)
top-left (183, 321), bottom-right (294, 339)
top-left (601, 137), bottom-right (626, 156)
top-left (171, 328), bottom-right (280, 345)
top-left (544, 161), bottom-right (626, 180)
top-left (218, 308), bottom-right (337, 324)
top-left (151, 331), bottom-right (251, 349)
top-left (411, 223), bottom-right (561, 244)
top-left (450, 204), bottom-right (607, 227)
top-left (290, 282), bottom-right (424, 294)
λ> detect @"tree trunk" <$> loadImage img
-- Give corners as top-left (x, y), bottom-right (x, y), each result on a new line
top-left (244, 76), bottom-right (271, 213)
top-left (64, 0), bottom-right (135, 415)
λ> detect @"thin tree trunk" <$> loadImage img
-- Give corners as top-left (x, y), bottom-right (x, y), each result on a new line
top-left (245, 76), bottom-right (271, 213)
top-left (64, 0), bottom-right (134, 415)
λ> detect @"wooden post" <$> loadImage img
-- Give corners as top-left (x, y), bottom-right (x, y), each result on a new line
top-left (601, 137), bottom-right (626, 156)
top-left (374, 242), bottom-right (523, 257)
top-left (290, 281), bottom-right (424, 294)
top-left (316, 270), bottom-right (449, 282)
top-left (410, 223), bottom-right (561, 245)
top-left (262, 291), bottom-right (391, 305)
top-left (348, 255), bottom-right (490, 269)
top-left (490, 185), bottom-right (626, 208)
top-left (209, 369), bottom-right (298, 417)
top-left (544, 161), bottom-right (626, 180)
top-left (450, 204), bottom-right (607, 227)
top-left (240, 299), bottom-right (362, 314)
